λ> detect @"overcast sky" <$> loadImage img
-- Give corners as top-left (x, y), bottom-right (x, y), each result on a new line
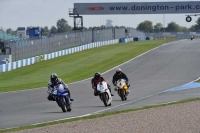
top-left (0, 0), bottom-right (199, 30)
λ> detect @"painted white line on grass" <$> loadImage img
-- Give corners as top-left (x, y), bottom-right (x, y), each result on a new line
top-left (0, 40), bottom-right (185, 95)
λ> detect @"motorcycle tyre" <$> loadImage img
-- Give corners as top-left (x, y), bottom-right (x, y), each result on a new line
top-left (65, 97), bottom-right (72, 112)
top-left (102, 93), bottom-right (108, 106)
top-left (59, 98), bottom-right (67, 112)
top-left (119, 89), bottom-right (125, 101)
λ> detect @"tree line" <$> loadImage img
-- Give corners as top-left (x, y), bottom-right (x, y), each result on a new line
top-left (136, 17), bottom-right (200, 33)
top-left (4, 17), bottom-right (200, 36)
top-left (3, 17), bottom-right (130, 37)
top-left (5, 18), bottom-right (72, 36)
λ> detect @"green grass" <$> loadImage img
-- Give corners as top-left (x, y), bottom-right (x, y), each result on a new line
top-left (195, 79), bottom-right (200, 82)
top-left (0, 39), bottom-right (175, 92)
top-left (1, 97), bottom-right (199, 133)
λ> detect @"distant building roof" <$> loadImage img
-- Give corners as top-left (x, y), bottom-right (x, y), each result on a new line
top-left (17, 27), bottom-right (25, 31)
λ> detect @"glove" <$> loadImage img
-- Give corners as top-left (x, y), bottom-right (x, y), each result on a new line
top-left (48, 86), bottom-right (54, 93)
top-left (93, 87), bottom-right (97, 92)
top-left (92, 85), bottom-right (95, 89)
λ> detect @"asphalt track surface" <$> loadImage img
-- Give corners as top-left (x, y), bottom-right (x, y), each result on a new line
top-left (1, 39), bottom-right (200, 130)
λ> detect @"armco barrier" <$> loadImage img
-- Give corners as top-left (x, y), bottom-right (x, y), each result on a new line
top-left (119, 38), bottom-right (125, 43)
top-left (134, 37), bottom-right (140, 41)
top-left (146, 36), bottom-right (154, 40)
top-left (125, 38), bottom-right (133, 42)
top-left (0, 39), bottom-right (119, 73)
top-left (134, 36), bottom-right (146, 41)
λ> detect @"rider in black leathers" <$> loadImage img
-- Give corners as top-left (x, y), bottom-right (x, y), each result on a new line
top-left (112, 68), bottom-right (130, 90)
top-left (91, 72), bottom-right (114, 96)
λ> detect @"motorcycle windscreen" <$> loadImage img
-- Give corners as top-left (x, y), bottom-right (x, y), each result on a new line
top-left (54, 84), bottom-right (66, 95)
top-left (97, 82), bottom-right (108, 92)
top-left (117, 80), bottom-right (125, 89)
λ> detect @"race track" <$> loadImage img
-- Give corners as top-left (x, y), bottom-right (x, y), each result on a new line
top-left (1, 39), bottom-right (200, 129)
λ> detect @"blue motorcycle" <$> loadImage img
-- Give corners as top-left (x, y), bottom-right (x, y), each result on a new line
top-left (50, 84), bottom-right (72, 112)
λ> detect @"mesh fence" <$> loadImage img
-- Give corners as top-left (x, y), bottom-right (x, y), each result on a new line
top-left (4, 28), bottom-right (144, 61)
top-left (129, 27), bottom-right (145, 37)
top-left (93, 28), bottom-right (113, 41)
top-left (145, 32), bottom-right (200, 39)
top-left (114, 27), bottom-right (126, 39)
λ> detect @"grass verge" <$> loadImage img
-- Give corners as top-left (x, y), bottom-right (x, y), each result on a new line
top-left (195, 79), bottom-right (200, 82)
top-left (1, 97), bottom-right (199, 133)
top-left (0, 39), bottom-right (175, 92)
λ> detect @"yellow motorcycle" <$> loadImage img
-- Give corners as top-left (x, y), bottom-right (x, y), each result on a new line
top-left (115, 79), bottom-right (129, 101)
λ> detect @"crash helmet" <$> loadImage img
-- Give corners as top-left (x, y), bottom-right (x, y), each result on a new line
top-left (50, 73), bottom-right (58, 84)
top-left (94, 72), bottom-right (101, 80)
top-left (116, 68), bottom-right (122, 75)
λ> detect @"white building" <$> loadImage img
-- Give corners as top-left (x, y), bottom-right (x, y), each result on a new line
top-left (17, 27), bottom-right (26, 39)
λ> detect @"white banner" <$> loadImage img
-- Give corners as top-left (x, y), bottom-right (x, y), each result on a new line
top-left (74, 2), bottom-right (200, 15)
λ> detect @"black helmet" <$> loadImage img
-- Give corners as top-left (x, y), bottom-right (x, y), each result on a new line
top-left (116, 68), bottom-right (121, 75)
top-left (94, 72), bottom-right (101, 80)
top-left (50, 73), bottom-right (58, 83)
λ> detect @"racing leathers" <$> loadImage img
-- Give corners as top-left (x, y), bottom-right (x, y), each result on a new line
top-left (47, 78), bottom-right (73, 101)
top-left (112, 72), bottom-right (129, 87)
top-left (91, 77), bottom-right (114, 96)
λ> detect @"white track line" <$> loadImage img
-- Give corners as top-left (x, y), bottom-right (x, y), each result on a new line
top-left (0, 40), bottom-right (184, 94)
top-left (1, 84), bottom-right (185, 131)
top-left (0, 90), bottom-right (164, 131)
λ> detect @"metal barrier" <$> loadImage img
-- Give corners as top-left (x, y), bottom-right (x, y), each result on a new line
top-left (0, 39), bottom-right (119, 73)
top-left (4, 28), bottom-right (144, 62)
top-left (145, 32), bottom-right (200, 39)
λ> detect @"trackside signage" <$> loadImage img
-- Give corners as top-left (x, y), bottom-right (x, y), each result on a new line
top-left (74, 1), bottom-right (200, 15)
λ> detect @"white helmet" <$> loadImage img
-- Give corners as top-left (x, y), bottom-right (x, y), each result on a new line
top-left (116, 68), bottom-right (121, 75)
top-left (116, 68), bottom-right (121, 72)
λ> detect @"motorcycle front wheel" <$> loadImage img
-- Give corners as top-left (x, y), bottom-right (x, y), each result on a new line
top-left (58, 98), bottom-right (67, 112)
top-left (119, 89), bottom-right (125, 101)
top-left (65, 97), bottom-right (71, 112)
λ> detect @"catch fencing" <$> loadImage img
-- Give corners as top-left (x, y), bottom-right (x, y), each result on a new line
top-left (0, 39), bottom-right (119, 73)
top-left (4, 27), bottom-right (144, 61)
top-left (145, 32), bottom-right (200, 39)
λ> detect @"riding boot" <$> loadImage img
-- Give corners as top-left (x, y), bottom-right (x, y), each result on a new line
top-left (47, 95), bottom-right (55, 101)
top-left (107, 84), bottom-right (114, 96)
top-left (68, 91), bottom-right (74, 101)
top-left (126, 83), bottom-right (130, 93)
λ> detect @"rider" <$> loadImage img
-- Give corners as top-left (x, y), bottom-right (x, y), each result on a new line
top-left (191, 35), bottom-right (194, 40)
top-left (47, 73), bottom-right (74, 101)
top-left (112, 68), bottom-right (130, 91)
top-left (91, 72), bottom-right (114, 96)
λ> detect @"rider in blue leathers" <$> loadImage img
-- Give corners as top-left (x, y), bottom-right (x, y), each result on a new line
top-left (47, 73), bottom-right (73, 101)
